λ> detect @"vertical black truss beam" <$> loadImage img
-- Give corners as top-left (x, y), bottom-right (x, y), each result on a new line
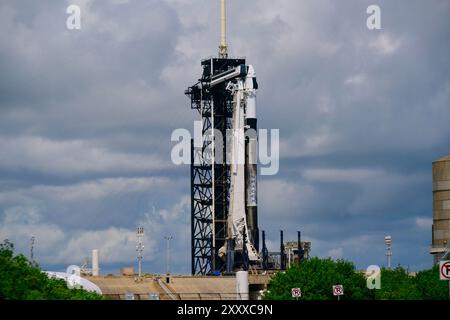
top-left (280, 230), bottom-right (286, 270)
top-left (191, 139), bottom-right (195, 275)
top-left (189, 98), bottom-right (213, 275)
top-left (261, 230), bottom-right (269, 270)
top-left (298, 230), bottom-right (304, 264)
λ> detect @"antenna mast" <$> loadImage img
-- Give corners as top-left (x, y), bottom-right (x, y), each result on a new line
top-left (136, 227), bottom-right (145, 281)
top-left (30, 236), bottom-right (35, 263)
top-left (218, 0), bottom-right (228, 58)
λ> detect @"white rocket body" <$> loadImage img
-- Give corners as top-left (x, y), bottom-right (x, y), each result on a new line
top-left (227, 65), bottom-right (259, 262)
top-left (244, 66), bottom-right (258, 252)
top-left (245, 65), bottom-right (257, 120)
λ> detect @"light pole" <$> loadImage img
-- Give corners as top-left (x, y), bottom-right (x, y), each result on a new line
top-left (136, 227), bottom-right (145, 281)
top-left (164, 236), bottom-right (173, 275)
top-left (385, 235), bottom-right (392, 269)
top-left (30, 236), bottom-right (35, 263)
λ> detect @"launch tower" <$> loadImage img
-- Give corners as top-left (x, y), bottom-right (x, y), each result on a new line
top-left (186, 0), bottom-right (259, 275)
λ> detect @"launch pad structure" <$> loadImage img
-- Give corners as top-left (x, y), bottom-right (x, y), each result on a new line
top-left (187, 57), bottom-right (251, 275)
top-left (185, 1), bottom-right (308, 276)
top-left (186, 0), bottom-right (260, 275)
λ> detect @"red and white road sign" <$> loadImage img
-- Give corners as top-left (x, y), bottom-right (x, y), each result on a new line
top-left (291, 287), bottom-right (302, 298)
top-left (333, 285), bottom-right (344, 296)
top-left (439, 261), bottom-right (450, 280)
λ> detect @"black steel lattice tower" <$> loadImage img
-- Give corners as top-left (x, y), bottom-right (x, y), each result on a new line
top-left (186, 57), bottom-right (246, 275)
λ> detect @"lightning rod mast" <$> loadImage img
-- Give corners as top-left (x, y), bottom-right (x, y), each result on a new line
top-left (218, 0), bottom-right (228, 58)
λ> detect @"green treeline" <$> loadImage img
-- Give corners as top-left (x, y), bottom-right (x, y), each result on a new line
top-left (0, 240), bottom-right (103, 300)
top-left (264, 257), bottom-right (449, 300)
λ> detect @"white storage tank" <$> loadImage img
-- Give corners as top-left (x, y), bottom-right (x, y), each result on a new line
top-left (92, 249), bottom-right (99, 276)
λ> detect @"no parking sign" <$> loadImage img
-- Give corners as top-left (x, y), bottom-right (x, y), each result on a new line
top-left (291, 288), bottom-right (302, 299)
top-left (440, 261), bottom-right (450, 280)
top-left (333, 285), bottom-right (344, 297)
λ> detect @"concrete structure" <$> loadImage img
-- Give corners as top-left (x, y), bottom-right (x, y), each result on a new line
top-left (120, 267), bottom-right (134, 276)
top-left (85, 274), bottom-right (273, 300)
top-left (167, 276), bottom-right (237, 300)
top-left (431, 154), bottom-right (450, 264)
top-left (85, 276), bottom-right (165, 300)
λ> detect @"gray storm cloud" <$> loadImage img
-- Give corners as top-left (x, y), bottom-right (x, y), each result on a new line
top-left (0, 0), bottom-right (449, 273)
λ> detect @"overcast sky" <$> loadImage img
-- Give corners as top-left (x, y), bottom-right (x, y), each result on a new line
top-left (0, 0), bottom-right (449, 274)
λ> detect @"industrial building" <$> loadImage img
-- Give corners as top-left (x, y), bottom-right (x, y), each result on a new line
top-left (431, 154), bottom-right (450, 263)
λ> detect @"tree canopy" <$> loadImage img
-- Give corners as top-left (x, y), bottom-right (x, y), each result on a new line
top-left (264, 257), bottom-right (449, 300)
top-left (0, 240), bottom-right (103, 300)
top-left (264, 257), bottom-right (373, 300)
